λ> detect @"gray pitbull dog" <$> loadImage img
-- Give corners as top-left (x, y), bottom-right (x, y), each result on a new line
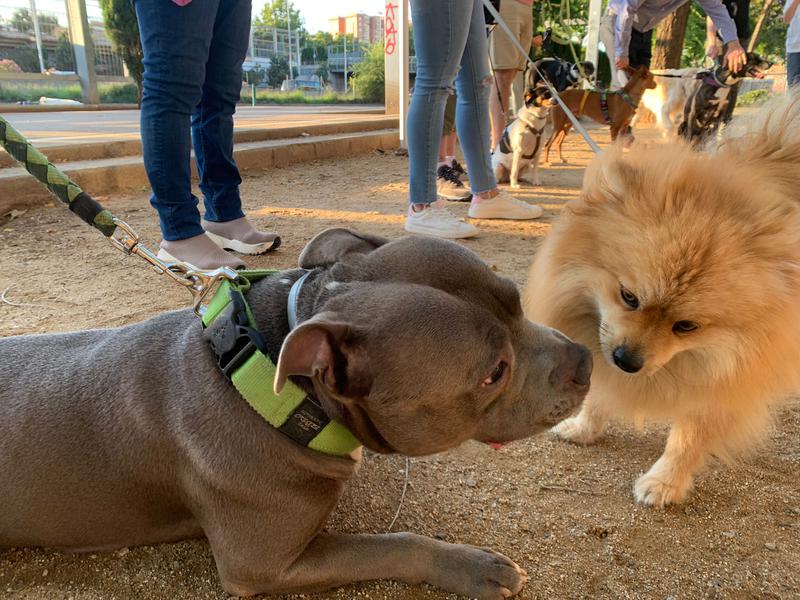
top-left (0, 229), bottom-right (591, 599)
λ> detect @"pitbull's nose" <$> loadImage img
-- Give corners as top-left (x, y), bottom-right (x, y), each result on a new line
top-left (573, 345), bottom-right (592, 386)
top-left (612, 345), bottom-right (643, 373)
top-left (550, 341), bottom-right (593, 390)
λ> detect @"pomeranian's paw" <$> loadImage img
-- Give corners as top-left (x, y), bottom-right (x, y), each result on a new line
top-left (634, 471), bottom-right (692, 507)
top-left (550, 416), bottom-right (600, 445)
top-left (509, 182), bottom-right (521, 189)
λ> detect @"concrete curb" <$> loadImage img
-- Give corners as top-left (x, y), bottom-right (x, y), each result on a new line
top-left (0, 129), bottom-right (400, 215)
top-left (0, 117), bottom-right (399, 168)
top-left (0, 103), bottom-right (386, 114)
top-left (0, 103), bottom-right (140, 113)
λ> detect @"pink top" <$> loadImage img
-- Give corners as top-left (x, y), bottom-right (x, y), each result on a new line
top-left (515, 0), bottom-right (533, 5)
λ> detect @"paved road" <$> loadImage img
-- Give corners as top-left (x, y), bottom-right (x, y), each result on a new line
top-left (2, 104), bottom-right (386, 146)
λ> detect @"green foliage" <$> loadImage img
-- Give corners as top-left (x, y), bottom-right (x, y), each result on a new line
top-left (267, 56), bottom-right (290, 88)
top-left (8, 8), bottom-right (58, 34)
top-left (315, 63), bottom-right (329, 84)
top-left (54, 32), bottom-right (74, 71)
top-left (244, 65), bottom-right (268, 86)
top-left (305, 31), bottom-right (334, 64)
top-left (99, 83), bottom-right (138, 103)
top-left (672, 0), bottom-right (787, 67)
top-left (533, 0), bottom-right (786, 73)
top-left (257, 0), bottom-right (304, 29)
top-left (0, 82), bottom-right (137, 104)
top-left (750, 0), bottom-right (788, 63)
top-left (99, 0), bottom-right (144, 102)
top-left (7, 45), bottom-right (40, 73)
top-left (737, 88), bottom-right (772, 105)
top-left (238, 89), bottom-right (364, 104)
top-left (351, 43), bottom-right (384, 102)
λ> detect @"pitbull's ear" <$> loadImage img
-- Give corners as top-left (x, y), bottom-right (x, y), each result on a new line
top-left (274, 313), bottom-right (368, 399)
top-left (299, 228), bottom-right (388, 268)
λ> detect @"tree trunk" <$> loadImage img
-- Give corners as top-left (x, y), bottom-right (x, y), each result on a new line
top-left (651, 3), bottom-right (692, 70)
top-left (748, 0), bottom-right (777, 52)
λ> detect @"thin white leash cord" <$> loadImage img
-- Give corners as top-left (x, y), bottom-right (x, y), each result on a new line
top-left (386, 457), bottom-right (411, 532)
top-left (482, 0), bottom-right (602, 154)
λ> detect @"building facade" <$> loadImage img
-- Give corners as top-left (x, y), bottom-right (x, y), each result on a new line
top-left (328, 13), bottom-right (384, 44)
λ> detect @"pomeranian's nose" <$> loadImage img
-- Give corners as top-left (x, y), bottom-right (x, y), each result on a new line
top-left (612, 345), bottom-right (643, 373)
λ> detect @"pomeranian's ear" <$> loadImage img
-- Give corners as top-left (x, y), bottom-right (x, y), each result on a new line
top-left (582, 147), bottom-right (638, 206)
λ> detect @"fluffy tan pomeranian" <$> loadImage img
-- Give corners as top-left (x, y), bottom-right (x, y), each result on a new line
top-left (524, 94), bottom-right (800, 507)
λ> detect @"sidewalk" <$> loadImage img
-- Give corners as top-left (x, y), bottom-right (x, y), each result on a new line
top-left (0, 105), bottom-right (398, 215)
top-left (1, 104), bottom-right (386, 147)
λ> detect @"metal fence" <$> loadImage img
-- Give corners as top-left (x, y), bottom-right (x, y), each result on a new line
top-left (0, 1), bottom-right (126, 76)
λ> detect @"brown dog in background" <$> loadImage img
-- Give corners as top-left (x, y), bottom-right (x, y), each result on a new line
top-left (544, 66), bottom-right (656, 163)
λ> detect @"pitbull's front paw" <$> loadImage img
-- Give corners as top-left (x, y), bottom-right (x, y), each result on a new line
top-left (634, 470), bottom-right (692, 507)
top-left (550, 415), bottom-right (600, 445)
top-left (531, 176), bottom-right (542, 186)
top-left (441, 546), bottom-right (528, 600)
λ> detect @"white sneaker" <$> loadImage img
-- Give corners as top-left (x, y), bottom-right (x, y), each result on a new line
top-left (404, 201), bottom-right (479, 239)
top-left (468, 190), bottom-right (544, 220)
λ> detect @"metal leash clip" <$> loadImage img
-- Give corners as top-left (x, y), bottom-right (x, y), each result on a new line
top-left (108, 217), bottom-right (239, 317)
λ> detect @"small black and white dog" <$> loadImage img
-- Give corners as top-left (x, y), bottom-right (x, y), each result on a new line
top-left (528, 58), bottom-right (595, 93)
top-left (678, 52), bottom-right (772, 146)
top-left (492, 85), bottom-right (555, 188)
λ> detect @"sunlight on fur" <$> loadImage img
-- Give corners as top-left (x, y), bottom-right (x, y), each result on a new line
top-left (524, 92), bottom-right (800, 507)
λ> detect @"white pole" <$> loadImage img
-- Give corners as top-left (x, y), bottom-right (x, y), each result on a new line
top-left (344, 36), bottom-right (348, 94)
top-left (286, 2), bottom-right (293, 80)
top-left (29, 0), bottom-right (46, 73)
top-left (586, 0), bottom-right (602, 84)
top-left (397, 0), bottom-right (408, 148)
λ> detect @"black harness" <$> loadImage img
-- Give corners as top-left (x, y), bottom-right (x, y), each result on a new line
top-left (499, 121), bottom-right (546, 160)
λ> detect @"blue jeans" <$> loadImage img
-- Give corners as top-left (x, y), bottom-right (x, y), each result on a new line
top-left (408, 0), bottom-right (496, 204)
top-left (134, 0), bottom-right (251, 241)
top-left (788, 53), bottom-right (800, 89)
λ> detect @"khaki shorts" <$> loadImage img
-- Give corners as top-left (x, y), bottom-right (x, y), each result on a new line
top-left (489, 0), bottom-right (533, 71)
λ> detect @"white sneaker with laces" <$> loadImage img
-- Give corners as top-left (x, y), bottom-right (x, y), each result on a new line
top-left (404, 201), bottom-right (479, 239)
top-left (468, 190), bottom-right (544, 220)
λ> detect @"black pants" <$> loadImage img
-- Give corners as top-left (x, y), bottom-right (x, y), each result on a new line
top-left (629, 28), bottom-right (654, 69)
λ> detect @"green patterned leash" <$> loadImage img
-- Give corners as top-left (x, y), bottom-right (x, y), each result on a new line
top-left (0, 115), bottom-right (116, 236)
top-left (0, 114), bottom-right (238, 315)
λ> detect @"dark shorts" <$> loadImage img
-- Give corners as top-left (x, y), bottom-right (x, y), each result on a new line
top-left (723, 0), bottom-right (751, 43)
top-left (629, 28), bottom-right (653, 69)
top-left (788, 53), bottom-right (800, 88)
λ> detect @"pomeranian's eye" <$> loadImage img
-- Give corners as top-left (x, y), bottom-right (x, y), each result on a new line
top-left (619, 285), bottom-right (639, 309)
top-left (482, 361), bottom-right (508, 387)
top-left (672, 320), bottom-right (699, 334)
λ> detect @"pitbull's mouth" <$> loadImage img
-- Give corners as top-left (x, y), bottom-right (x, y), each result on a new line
top-left (485, 441), bottom-right (507, 450)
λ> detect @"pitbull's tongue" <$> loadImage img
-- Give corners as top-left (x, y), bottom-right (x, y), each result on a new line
top-left (487, 442), bottom-right (506, 451)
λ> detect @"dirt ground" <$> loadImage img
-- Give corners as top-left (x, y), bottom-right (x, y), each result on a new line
top-left (0, 124), bottom-right (798, 600)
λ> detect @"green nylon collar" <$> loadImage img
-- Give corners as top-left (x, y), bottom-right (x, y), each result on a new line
top-left (202, 270), bottom-right (361, 458)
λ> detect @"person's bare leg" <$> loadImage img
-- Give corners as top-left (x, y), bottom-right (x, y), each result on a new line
top-left (439, 131), bottom-right (457, 162)
top-left (489, 69), bottom-right (517, 149)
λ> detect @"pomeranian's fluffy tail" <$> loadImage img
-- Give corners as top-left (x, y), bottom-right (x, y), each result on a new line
top-left (715, 91), bottom-right (800, 196)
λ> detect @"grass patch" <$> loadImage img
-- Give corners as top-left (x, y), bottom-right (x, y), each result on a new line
top-left (239, 89), bottom-right (371, 105)
top-left (0, 82), bottom-right (138, 104)
top-left (737, 88), bottom-right (772, 106)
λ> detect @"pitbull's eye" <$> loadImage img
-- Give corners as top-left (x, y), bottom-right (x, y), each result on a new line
top-left (619, 285), bottom-right (639, 309)
top-left (482, 361), bottom-right (508, 387)
top-left (672, 320), bottom-right (699, 334)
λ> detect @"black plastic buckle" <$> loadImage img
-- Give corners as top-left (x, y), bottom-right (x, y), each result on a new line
top-left (203, 291), bottom-right (268, 378)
